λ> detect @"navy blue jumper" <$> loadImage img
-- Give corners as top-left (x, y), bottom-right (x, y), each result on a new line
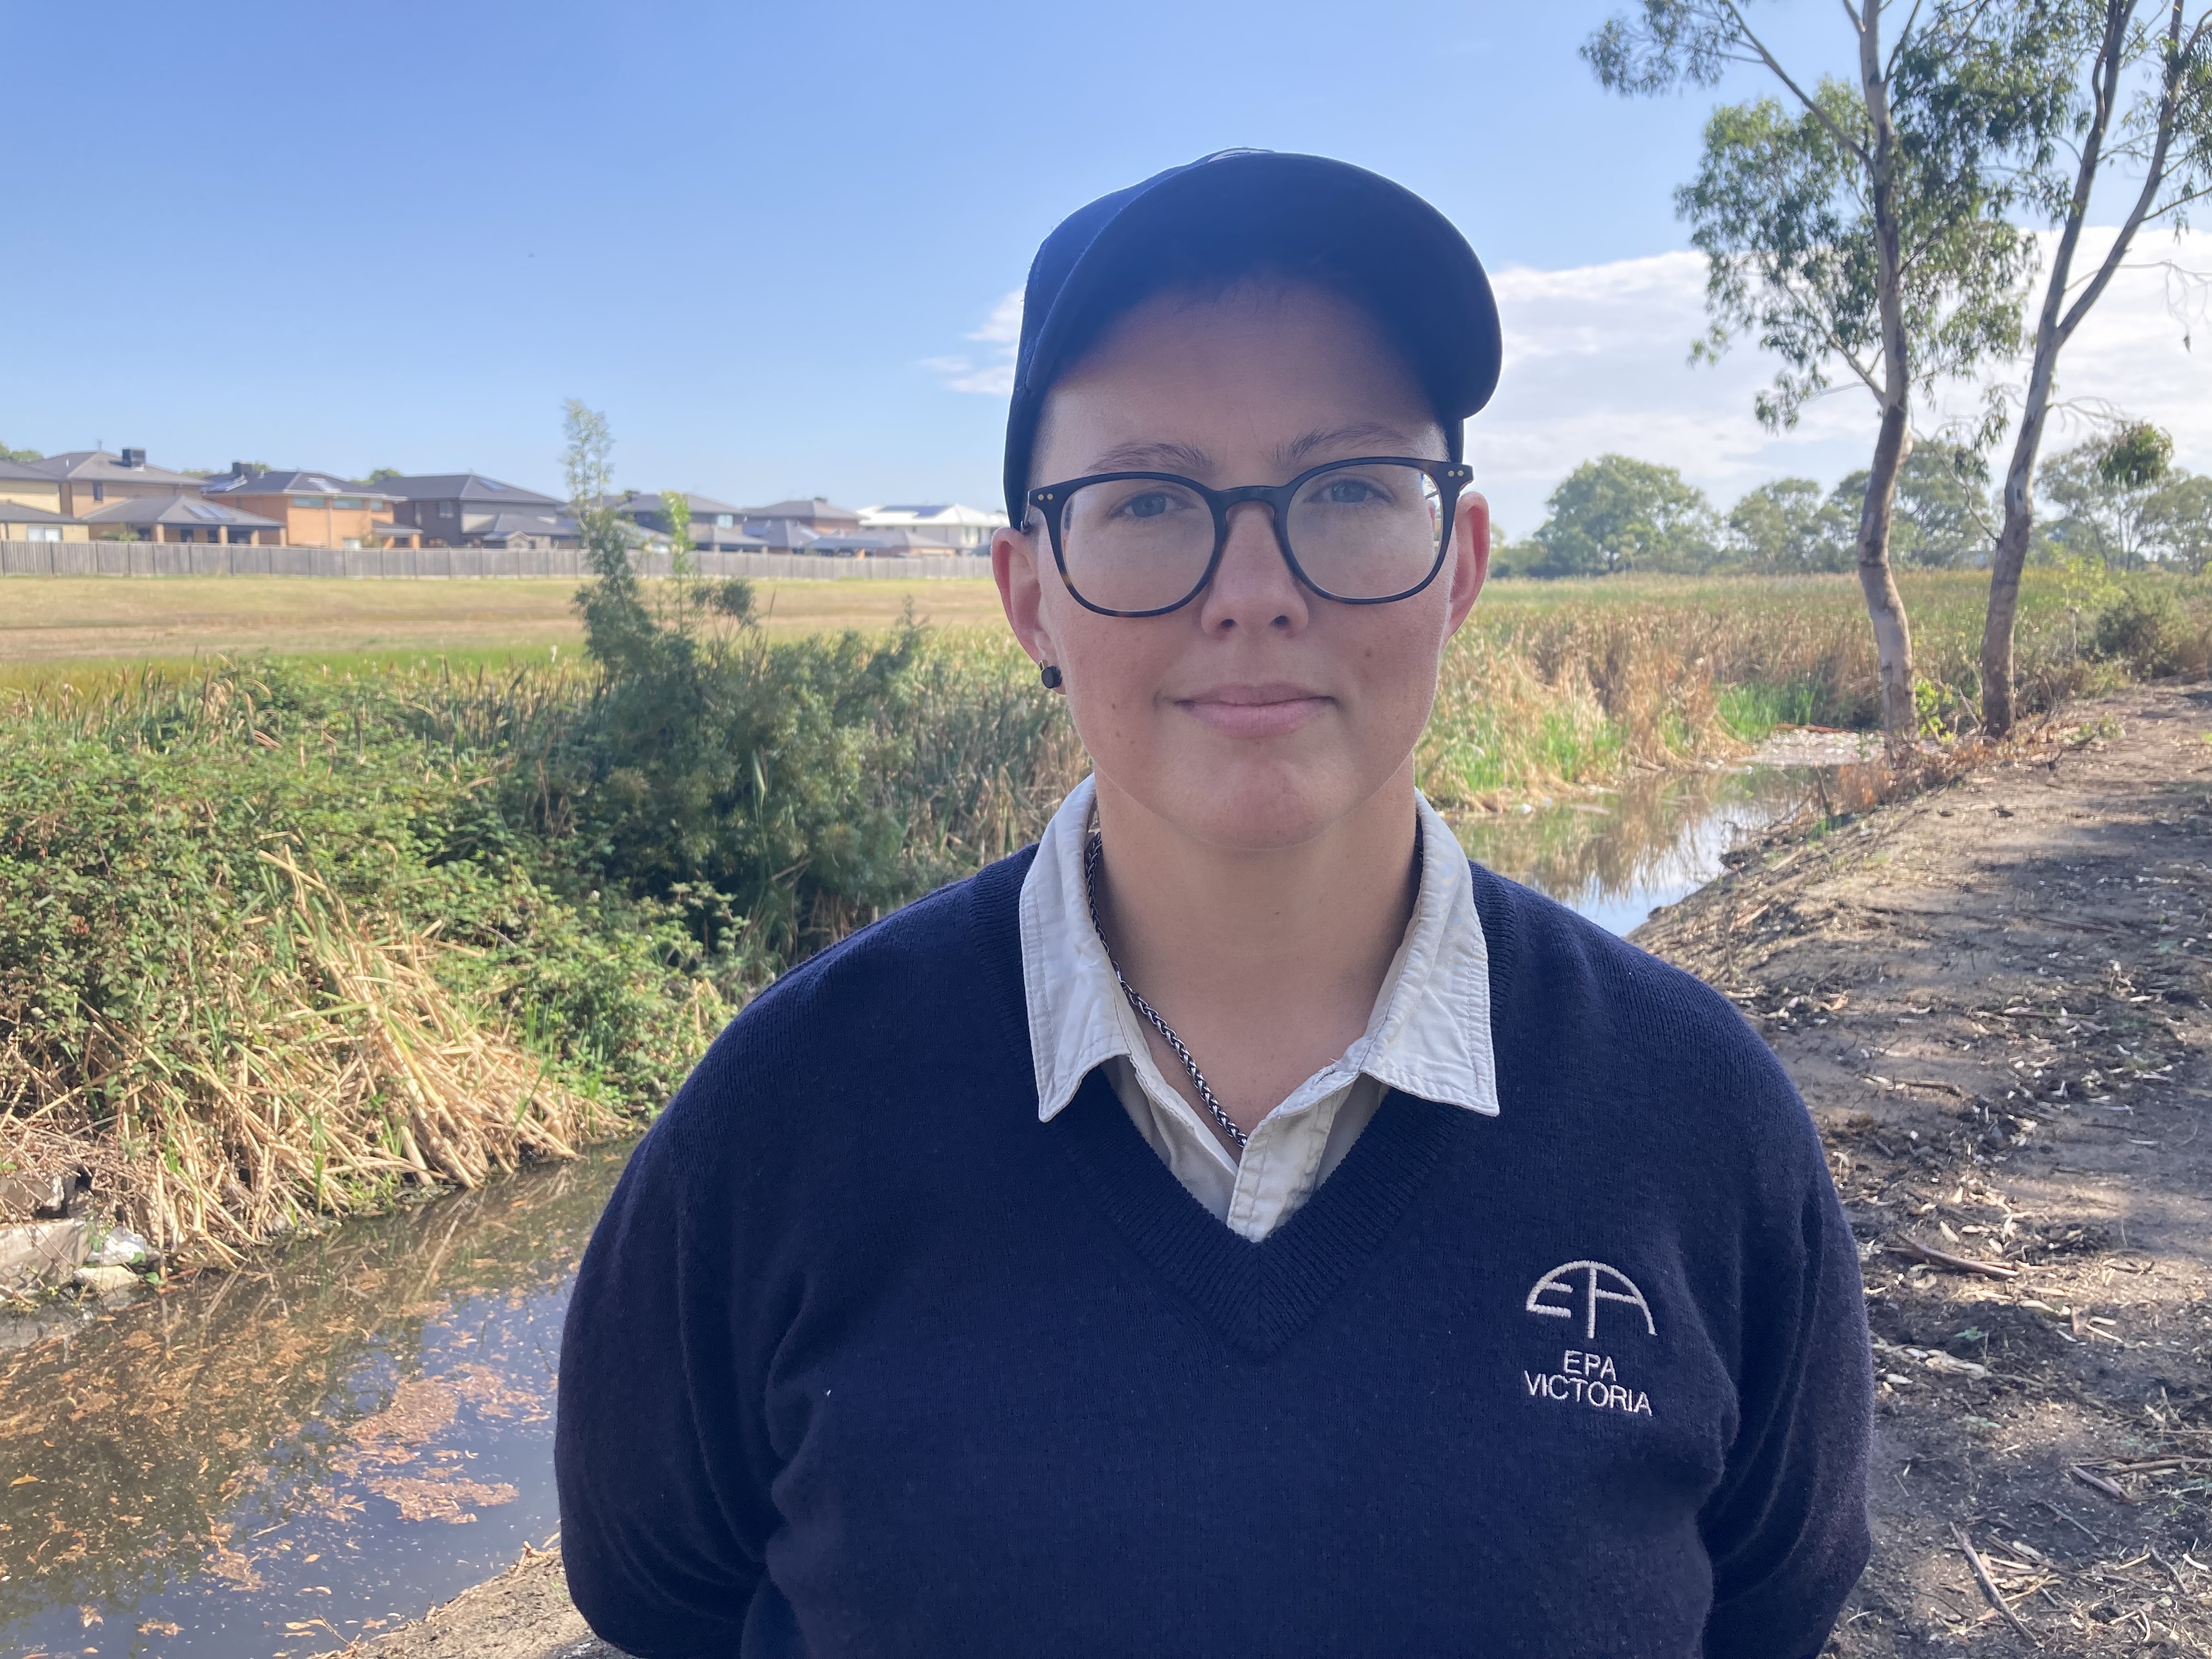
top-left (556, 849), bottom-right (1874, 1658)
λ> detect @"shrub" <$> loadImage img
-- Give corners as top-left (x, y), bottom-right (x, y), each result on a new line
top-left (2090, 585), bottom-right (2197, 677)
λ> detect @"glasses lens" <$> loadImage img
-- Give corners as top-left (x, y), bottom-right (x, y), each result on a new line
top-left (1058, 477), bottom-right (1216, 612)
top-left (1284, 463), bottom-right (1446, 599)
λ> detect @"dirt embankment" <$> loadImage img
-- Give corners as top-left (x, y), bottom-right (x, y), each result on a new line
top-left (345, 684), bottom-right (2212, 1659)
top-left (1639, 682), bottom-right (2212, 1656)
top-left (315, 1544), bottom-right (614, 1659)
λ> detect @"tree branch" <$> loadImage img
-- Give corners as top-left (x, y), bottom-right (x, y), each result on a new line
top-left (2056, 0), bottom-right (2189, 348)
top-left (1885, 0), bottom-right (1928, 78)
top-left (2144, 182), bottom-right (2212, 221)
top-left (1723, 0), bottom-right (1873, 163)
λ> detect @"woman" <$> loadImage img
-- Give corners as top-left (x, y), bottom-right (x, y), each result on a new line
top-left (557, 151), bottom-right (1872, 1659)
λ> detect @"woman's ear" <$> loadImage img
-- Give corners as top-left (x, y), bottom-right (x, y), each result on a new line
top-left (1444, 489), bottom-right (1489, 636)
top-left (994, 522), bottom-right (1059, 673)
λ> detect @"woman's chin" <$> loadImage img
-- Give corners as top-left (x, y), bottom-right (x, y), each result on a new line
top-left (1142, 766), bottom-right (1369, 854)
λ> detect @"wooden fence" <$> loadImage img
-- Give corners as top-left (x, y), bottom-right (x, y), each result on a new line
top-left (0, 542), bottom-right (995, 582)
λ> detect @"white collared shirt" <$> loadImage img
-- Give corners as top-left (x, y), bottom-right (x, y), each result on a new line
top-left (1018, 776), bottom-right (1500, 1241)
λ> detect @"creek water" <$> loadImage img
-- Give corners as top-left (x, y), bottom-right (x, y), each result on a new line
top-left (0, 751), bottom-right (1892, 1659)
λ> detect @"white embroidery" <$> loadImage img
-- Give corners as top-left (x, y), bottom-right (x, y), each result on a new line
top-left (1522, 1361), bottom-right (1654, 1417)
top-left (1525, 1260), bottom-right (1657, 1341)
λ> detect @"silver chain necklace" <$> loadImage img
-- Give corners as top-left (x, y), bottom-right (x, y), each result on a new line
top-left (1083, 830), bottom-right (1248, 1152)
top-left (1080, 817), bottom-right (1423, 1159)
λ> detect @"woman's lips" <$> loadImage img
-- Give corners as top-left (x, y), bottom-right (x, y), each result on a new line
top-left (1175, 685), bottom-right (1333, 738)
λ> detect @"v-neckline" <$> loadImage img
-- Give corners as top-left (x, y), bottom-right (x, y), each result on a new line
top-left (1052, 1068), bottom-right (1475, 1358)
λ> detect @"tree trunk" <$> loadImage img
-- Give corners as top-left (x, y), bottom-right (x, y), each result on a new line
top-left (1858, 409), bottom-right (1917, 742)
top-left (1980, 0), bottom-right (2168, 736)
top-left (1858, 1), bottom-right (1917, 745)
top-left (1981, 386), bottom-right (2049, 737)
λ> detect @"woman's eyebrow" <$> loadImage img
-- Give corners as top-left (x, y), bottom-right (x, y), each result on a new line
top-left (1085, 439), bottom-right (1215, 475)
top-left (1278, 423), bottom-right (1424, 465)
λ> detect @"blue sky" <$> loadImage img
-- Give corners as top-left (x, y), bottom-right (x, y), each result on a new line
top-left (4, 2), bottom-right (2202, 532)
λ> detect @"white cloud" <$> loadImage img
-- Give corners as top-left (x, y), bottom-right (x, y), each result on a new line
top-left (926, 289), bottom-right (1024, 396)
top-left (1474, 228), bottom-right (2212, 534)
top-left (925, 239), bottom-right (2211, 532)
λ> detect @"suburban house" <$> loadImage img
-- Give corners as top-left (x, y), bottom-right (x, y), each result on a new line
top-left (0, 499), bottom-right (89, 543)
top-left (375, 473), bottom-right (565, 546)
top-left (742, 496), bottom-right (862, 533)
top-left (808, 527), bottom-right (973, 557)
top-left (611, 491), bottom-right (766, 552)
top-left (80, 493), bottom-right (283, 545)
top-left (29, 449), bottom-right (206, 517)
top-left (464, 511), bottom-right (579, 550)
top-left (857, 503), bottom-right (1003, 551)
top-left (198, 469), bottom-right (417, 548)
top-left (741, 517), bottom-right (823, 554)
top-left (0, 460), bottom-right (69, 519)
top-left (740, 496), bottom-right (862, 555)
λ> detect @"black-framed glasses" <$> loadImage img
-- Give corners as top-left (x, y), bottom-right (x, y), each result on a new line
top-left (1028, 456), bottom-right (1473, 618)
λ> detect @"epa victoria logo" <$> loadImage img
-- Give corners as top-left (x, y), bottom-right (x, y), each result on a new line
top-left (1521, 1260), bottom-right (1655, 1419)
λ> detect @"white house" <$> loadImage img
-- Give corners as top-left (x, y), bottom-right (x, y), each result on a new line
top-left (855, 503), bottom-right (1003, 552)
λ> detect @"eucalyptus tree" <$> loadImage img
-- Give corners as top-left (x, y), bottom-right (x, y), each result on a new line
top-left (1528, 454), bottom-right (1718, 575)
top-left (1725, 477), bottom-right (1853, 571)
top-left (1978, 1), bottom-right (2212, 733)
top-left (1586, 2), bottom-right (2057, 740)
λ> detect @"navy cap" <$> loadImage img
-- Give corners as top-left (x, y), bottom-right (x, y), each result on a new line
top-left (1002, 149), bottom-right (1502, 526)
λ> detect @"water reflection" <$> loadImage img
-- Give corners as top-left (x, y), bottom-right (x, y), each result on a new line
top-left (1450, 760), bottom-right (1894, 936)
top-left (0, 1144), bottom-right (631, 1659)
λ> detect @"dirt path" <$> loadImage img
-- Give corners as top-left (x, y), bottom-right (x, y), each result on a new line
top-left (346, 685), bottom-right (2212, 1657)
top-left (1640, 681), bottom-right (2212, 1655)
top-left (312, 1547), bottom-right (615, 1659)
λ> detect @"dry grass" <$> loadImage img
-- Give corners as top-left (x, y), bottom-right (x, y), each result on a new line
top-left (0, 573), bottom-right (1009, 674)
top-left (0, 846), bottom-right (627, 1266)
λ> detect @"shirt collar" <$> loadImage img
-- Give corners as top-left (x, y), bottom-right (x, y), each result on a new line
top-left (1018, 775), bottom-right (1500, 1126)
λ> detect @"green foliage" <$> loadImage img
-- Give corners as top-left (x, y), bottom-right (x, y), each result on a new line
top-left (660, 490), bottom-right (696, 579)
top-left (1717, 679), bottom-right (1821, 739)
top-left (1724, 478), bottom-right (1854, 574)
top-left (1829, 441), bottom-right (1996, 569)
top-left (0, 665), bottom-right (728, 1115)
top-left (530, 612), bottom-right (935, 961)
top-left (2089, 584), bottom-right (2197, 676)
top-left (2138, 475), bottom-right (2212, 571)
top-left (1523, 454), bottom-right (1716, 576)
top-left (2099, 422), bottom-right (2174, 492)
top-left (0, 443), bottom-right (42, 464)
top-left (365, 467), bottom-right (403, 486)
top-left (2038, 428), bottom-right (2212, 571)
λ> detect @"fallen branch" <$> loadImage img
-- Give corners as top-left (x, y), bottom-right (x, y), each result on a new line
top-left (1953, 1525), bottom-right (2038, 1646)
top-left (2067, 1464), bottom-right (2138, 1505)
top-left (1887, 1234), bottom-right (2020, 1280)
top-left (2034, 1498), bottom-right (2102, 1545)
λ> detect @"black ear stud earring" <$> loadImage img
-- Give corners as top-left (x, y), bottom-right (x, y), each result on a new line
top-left (1039, 664), bottom-right (1064, 690)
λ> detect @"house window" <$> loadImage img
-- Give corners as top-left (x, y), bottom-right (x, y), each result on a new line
top-left (92, 482), bottom-right (105, 502)
top-left (342, 538), bottom-right (362, 550)
top-left (715, 513), bottom-right (734, 527)
top-left (438, 501), bottom-right (455, 517)
top-left (294, 496), bottom-right (326, 508)
top-left (26, 525), bottom-right (61, 543)
top-left (334, 497), bottom-right (365, 510)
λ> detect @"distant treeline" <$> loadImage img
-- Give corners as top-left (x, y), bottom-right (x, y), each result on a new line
top-left (1496, 425), bottom-right (2212, 579)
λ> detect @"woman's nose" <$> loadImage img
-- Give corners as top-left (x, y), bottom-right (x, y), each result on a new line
top-left (1197, 500), bottom-right (1309, 634)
